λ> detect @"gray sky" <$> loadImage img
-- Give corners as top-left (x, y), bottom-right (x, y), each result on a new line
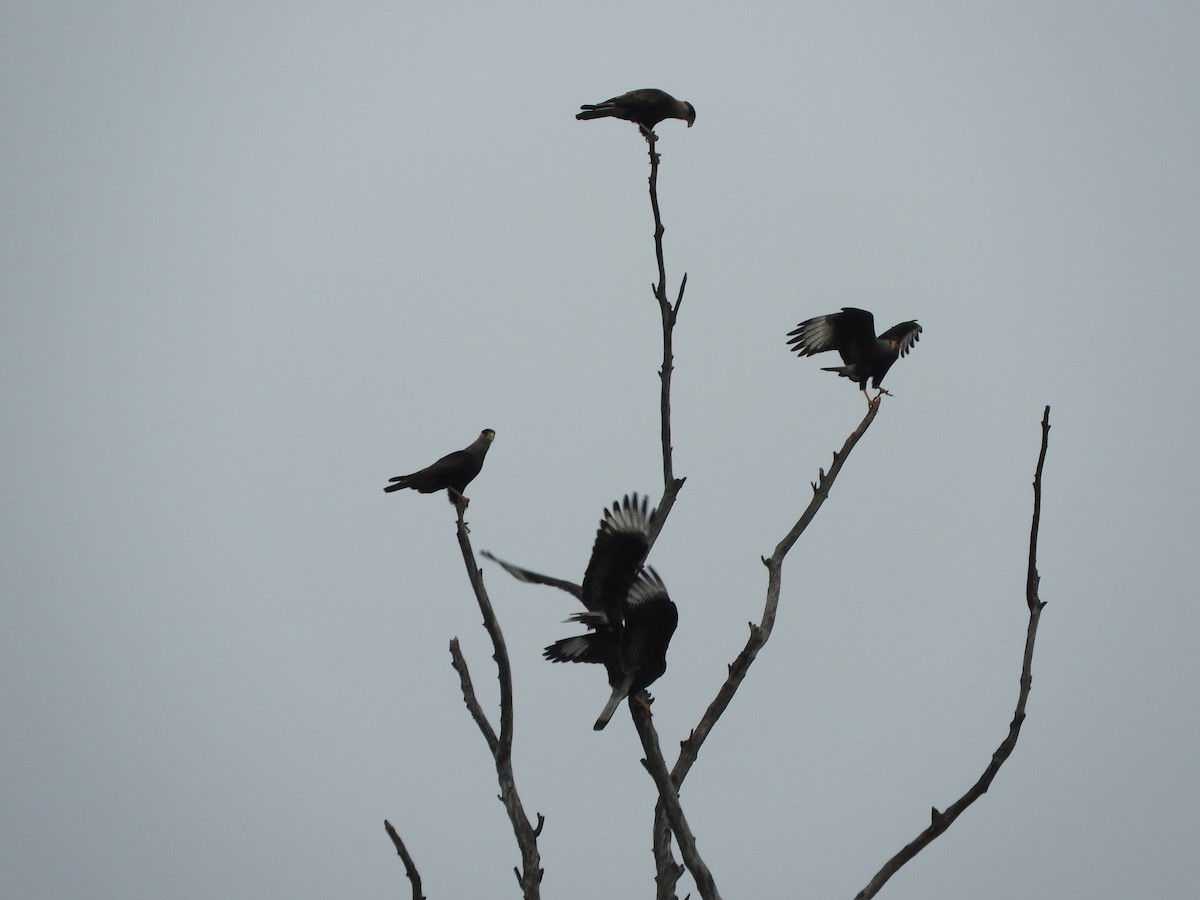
top-left (3, 2), bottom-right (1198, 897)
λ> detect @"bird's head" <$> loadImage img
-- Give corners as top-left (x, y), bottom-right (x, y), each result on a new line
top-left (683, 102), bottom-right (696, 127)
top-left (480, 429), bottom-right (496, 443)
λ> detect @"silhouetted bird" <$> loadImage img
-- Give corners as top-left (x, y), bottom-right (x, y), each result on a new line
top-left (787, 308), bottom-right (921, 399)
top-left (383, 429), bottom-right (494, 505)
top-left (576, 88), bottom-right (695, 138)
top-left (542, 494), bottom-right (679, 730)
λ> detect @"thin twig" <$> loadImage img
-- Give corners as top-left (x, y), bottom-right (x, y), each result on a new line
top-left (653, 397), bottom-right (883, 899)
top-left (853, 405), bottom-right (1052, 900)
top-left (450, 503), bottom-right (544, 899)
top-left (384, 820), bottom-right (427, 900)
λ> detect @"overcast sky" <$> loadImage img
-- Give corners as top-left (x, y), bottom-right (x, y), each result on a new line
top-left (3, 2), bottom-right (1199, 897)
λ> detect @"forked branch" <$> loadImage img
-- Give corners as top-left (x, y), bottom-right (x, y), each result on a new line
top-left (446, 504), bottom-right (544, 899)
top-left (852, 405), bottom-right (1052, 900)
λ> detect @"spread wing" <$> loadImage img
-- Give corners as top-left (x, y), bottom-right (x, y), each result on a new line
top-left (877, 320), bottom-right (922, 357)
top-left (479, 550), bottom-right (582, 601)
top-left (618, 567), bottom-right (678, 680)
top-left (580, 494), bottom-right (654, 619)
top-left (786, 307), bottom-right (878, 363)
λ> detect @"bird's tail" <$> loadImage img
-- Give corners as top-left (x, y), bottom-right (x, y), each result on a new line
top-left (576, 106), bottom-right (614, 120)
top-left (383, 476), bottom-right (412, 493)
top-left (821, 365), bottom-right (854, 379)
top-left (594, 673), bottom-right (635, 731)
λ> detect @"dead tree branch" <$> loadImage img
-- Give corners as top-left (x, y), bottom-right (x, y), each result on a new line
top-left (384, 820), bottom-right (427, 900)
top-left (652, 397), bottom-right (884, 899)
top-left (448, 503), bottom-right (544, 899)
top-left (632, 702), bottom-right (721, 900)
top-left (647, 135), bottom-right (687, 496)
top-left (852, 405), bottom-right (1052, 900)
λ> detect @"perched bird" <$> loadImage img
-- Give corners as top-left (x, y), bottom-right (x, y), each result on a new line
top-left (786, 308), bottom-right (922, 400)
top-left (542, 494), bottom-right (679, 730)
top-left (576, 88), bottom-right (696, 138)
top-left (383, 429), bottom-right (494, 505)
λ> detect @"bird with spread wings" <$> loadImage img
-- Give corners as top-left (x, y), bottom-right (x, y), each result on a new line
top-left (786, 307), bottom-right (921, 402)
top-left (484, 494), bottom-right (678, 730)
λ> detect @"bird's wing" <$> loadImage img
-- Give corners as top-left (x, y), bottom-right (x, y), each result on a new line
top-left (480, 550), bottom-right (583, 602)
top-left (544, 633), bottom-right (610, 665)
top-left (788, 307), bottom-right (878, 364)
top-left (623, 567), bottom-right (670, 611)
top-left (581, 494), bottom-right (654, 617)
top-left (383, 456), bottom-right (456, 492)
top-left (424, 448), bottom-right (472, 478)
top-left (612, 89), bottom-right (664, 112)
top-left (877, 320), bottom-right (922, 357)
top-left (619, 567), bottom-right (678, 678)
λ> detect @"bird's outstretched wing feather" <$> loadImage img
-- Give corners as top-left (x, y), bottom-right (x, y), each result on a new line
top-left (581, 494), bottom-right (654, 618)
top-left (480, 550), bottom-right (583, 601)
top-left (786, 307), bottom-right (877, 358)
top-left (544, 633), bottom-right (610, 665)
top-left (877, 320), bottom-right (922, 357)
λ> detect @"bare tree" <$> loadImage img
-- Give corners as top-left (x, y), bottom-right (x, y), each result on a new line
top-left (385, 119), bottom-right (1052, 899)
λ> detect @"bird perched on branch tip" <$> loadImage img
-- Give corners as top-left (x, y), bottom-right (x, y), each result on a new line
top-left (787, 308), bottom-right (921, 402)
top-left (576, 88), bottom-right (695, 139)
top-left (383, 429), bottom-right (494, 506)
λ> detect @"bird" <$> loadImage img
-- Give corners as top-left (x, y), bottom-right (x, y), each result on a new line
top-left (542, 494), bottom-right (679, 730)
top-left (383, 429), bottom-right (494, 505)
top-left (786, 308), bottom-right (921, 401)
top-left (576, 88), bottom-right (696, 138)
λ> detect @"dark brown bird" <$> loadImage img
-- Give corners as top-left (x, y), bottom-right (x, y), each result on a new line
top-left (787, 308), bottom-right (921, 399)
top-left (576, 88), bottom-right (696, 137)
top-left (542, 494), bottom-right (679, 730)
top-left (383, 429), bottom-right (494, 505)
